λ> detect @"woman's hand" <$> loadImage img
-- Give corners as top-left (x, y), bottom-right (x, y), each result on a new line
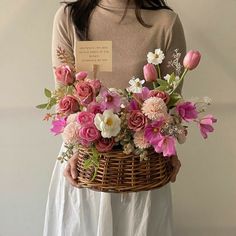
top-left (63, 153), bottom-right (79, 187)
top-left (170, 155), bottom-right (182, 183)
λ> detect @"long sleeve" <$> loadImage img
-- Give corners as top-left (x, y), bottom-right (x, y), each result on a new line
top-left (51, 5), bottom-right (75, 91)
top-left (161, 14), bottom-right (187, 95)
top-left (51, 5), bottom-right (75, 113)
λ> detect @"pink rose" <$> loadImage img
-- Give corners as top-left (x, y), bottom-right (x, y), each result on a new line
top-left (75, 81), bottom-right (94, 106)
top-left (128, 110), bottom-right (147, 131)
top-left (95, 137), bottom-right (115, 152)
top-left (87, 79), bottom-right (101, 94)
top-left (59, 95), bottom-right (80, 115)
top-left (55, 65), bottom-right (74, 85)
top-left (75, 71), bottom-right (88, 81)
top-left (87, 102), bottom-right (104, 114)
top-left (76, 111), bottom-right (95, 126)
top-left (78, 124), bottom-right (100, 143)
top-left (149, 90), bottom-right (170, 103)
top-left (143, 63), bottom-right (157, 82)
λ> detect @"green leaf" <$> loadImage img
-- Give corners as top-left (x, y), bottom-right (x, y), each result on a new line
top-left (156, 86), bottom-right (167, 91)
top-left (44, 88), bottom-right (52, 98)
top-left (36, 103), bottom-right (48, 109)
top-left (156, 79), bottom-right (168, 87)
top-left (167, 92), bottom-right (182, 107)
top-left (168, 73), bottom-right (176, 84)
top-left (84, 158), bottom-right (93, 169)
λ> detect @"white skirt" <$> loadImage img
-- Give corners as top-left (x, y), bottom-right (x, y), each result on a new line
top-left (43, 142), bottom-right (174, 236)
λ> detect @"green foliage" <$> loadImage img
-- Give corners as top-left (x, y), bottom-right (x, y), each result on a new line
top-left (167, 92), bottom-right (182, 108)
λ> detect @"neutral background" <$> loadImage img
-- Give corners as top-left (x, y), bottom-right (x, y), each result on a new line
top-left (0, 0), bottom-right (235, 235)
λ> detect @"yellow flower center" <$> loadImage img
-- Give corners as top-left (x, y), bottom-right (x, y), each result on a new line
top-left (106, 117), bottom-right (113, 126)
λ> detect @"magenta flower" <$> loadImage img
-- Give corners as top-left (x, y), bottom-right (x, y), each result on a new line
top-left (198, 114), bottom-right (217, 139)
top-left (176, 101), bottom-right (198, 122)
top-left (76, 111), bottom-right (95, 126)
top-left (100, 89), bottom-right (121, 113)
top-left (50, 117), bottom-right (67, 135)
top-left (152, 133), bottom-right (177, 157)
top-left (144, 118), bottom-right (165, 144)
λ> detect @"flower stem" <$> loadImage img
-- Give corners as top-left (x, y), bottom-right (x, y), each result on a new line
top-left (170, 68), bottom-right (189, 95)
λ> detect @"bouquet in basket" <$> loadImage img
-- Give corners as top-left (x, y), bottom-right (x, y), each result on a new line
top-left (37, 47), bottom-right (217, 181)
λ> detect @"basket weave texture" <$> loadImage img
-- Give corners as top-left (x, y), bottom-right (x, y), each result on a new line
top-left (76, 145), bottom-right (173, 193)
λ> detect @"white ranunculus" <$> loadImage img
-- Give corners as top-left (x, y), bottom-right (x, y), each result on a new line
top-left (94, 109), bottom-right (121, 138)
top-left (147, 48), bottom-right (165, 65)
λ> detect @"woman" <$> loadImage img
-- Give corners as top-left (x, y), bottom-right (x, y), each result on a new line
top-left (43, 0), bottom-right (185, 235)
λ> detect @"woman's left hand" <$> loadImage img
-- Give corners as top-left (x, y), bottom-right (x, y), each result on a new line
top-left (170, 155), bottom-right (182, 183)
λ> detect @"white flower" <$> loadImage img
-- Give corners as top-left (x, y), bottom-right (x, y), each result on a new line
top-left (147, 48), bottom-right (165, 65)
top-left (126, 76), bottom-right (145, 93)
top-left (94, 109), bottom-right (121, 138)
top-left (164, 74), bottom-right (180, 90)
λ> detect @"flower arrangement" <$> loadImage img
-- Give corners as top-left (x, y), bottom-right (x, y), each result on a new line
top-left (37, 47), bottom-right (217, 180)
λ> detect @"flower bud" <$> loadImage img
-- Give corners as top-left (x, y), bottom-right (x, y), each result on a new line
top-left (143, 63), bottom-right (157, 82)
top-left (183, 50), bottom-right (201, 70)
top-left (75, 71), bottom-right (88, 81)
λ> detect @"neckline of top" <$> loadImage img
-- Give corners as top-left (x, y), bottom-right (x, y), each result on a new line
top-left (98, 0), bottom-right (136, 9)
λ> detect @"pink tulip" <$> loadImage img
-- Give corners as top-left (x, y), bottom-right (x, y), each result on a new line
top-left (183, 50), bottom-right (201, 70)
top-left (75, 71), bottom-right (88, 81)
top-left (198, 114), bottom-right (217, 139)
top-left (143, 63), bottom-right (157, 82)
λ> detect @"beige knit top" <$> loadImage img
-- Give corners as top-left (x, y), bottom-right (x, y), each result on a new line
top-left (52, 0), bottom-right (186, 94)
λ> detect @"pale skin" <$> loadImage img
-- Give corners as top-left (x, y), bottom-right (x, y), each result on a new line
top-left (63, 153), bottom-right (181, 187)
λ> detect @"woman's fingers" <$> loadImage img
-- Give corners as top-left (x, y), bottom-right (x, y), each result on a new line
top-left (170, 155), bottom-right (181, 183)
top-left (63, 161), bottom-right (78, 187)
top-left (69, 155), bottom-right (79, 180)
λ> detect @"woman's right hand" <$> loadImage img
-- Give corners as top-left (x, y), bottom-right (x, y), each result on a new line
top-left (63, 153), bottom-right (79, 187)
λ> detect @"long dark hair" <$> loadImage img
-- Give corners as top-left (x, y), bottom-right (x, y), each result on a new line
top-left (61, 0), bottom-right (172, 40)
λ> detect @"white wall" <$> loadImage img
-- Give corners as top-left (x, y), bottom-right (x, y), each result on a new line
top-left (0, 0), bottom-right (235, 235)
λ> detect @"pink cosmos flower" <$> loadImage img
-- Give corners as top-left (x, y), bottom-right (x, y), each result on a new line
top-left (144, 118), bottom-right (165, 144)
top-left (76, 111), bottom-right (95, 126)
top-left (198, 114), bottom-right (217, 139)
top-left (50, 117), bottom-right (67, 135)
top-left (152, 133), bottom-right (177, 157)
top-left (55, 65), bottom-right (74, 85)
top-left (176, 101), bottom-right (198, 122)
top-left (100, 89), bottom-right (121, 113)
top-left (95, 137), bottom-right (115, 152)
top-left (78, 124), bottom-right (100, 143)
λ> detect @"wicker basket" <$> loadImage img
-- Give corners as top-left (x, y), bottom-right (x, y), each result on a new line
top-left (76, 145), bottom-right (173, 193)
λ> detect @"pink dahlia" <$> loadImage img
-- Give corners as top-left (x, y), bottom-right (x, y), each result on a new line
top-left (142, 97), bottom-right (168, 120)
top-left (133, 130), bottom-right (151, 149)
top-left (62, 122), bottom-right (80, 143)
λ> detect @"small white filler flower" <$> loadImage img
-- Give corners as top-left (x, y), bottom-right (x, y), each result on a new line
top-left (126, 76), bottom-right (145, 93)
top-left (94, 109), bottom-right (121, 138)
top-left (147, 48), bottom-right (165, 65)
